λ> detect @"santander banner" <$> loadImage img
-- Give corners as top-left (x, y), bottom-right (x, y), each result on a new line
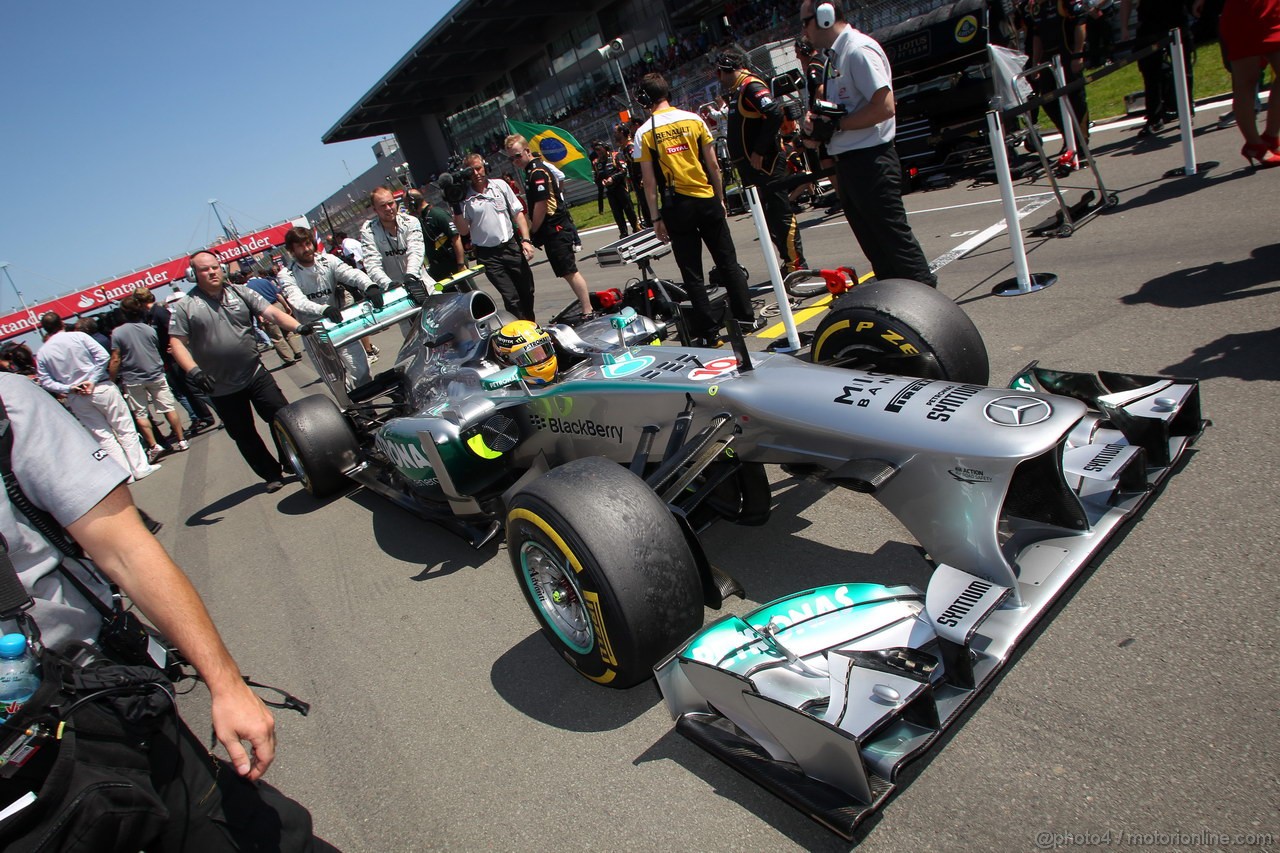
top-left (0, 218), bottom-right (309, 342)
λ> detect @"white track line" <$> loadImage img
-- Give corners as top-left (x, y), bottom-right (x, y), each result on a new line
top-left (929, 194), bottom-right (1055, 272)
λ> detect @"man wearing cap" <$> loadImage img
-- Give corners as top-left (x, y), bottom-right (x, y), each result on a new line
top-left (716, 47), bottom-right (808, 275)
top-left (614, 122), bottom-right (652, 228)
top-left (800, 0), bottom-right (938, 287)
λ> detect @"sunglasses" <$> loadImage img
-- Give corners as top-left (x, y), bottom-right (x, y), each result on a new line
top-left (507, 151), bottom-right (528, 161)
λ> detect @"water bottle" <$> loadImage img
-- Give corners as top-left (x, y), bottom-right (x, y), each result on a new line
top-left (0, 633), bottom-right (41, 724)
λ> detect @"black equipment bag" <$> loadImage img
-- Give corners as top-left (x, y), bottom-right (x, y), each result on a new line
top-left (0, 648), bottom-right (176, 852)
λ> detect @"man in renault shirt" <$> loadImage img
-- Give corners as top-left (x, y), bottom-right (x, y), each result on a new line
top-left (716, 47), bottom-right (807, 274)
top-left (801, 0), bottom-right (938, 287)
top-left (276, 225), bottom-right (379, 388)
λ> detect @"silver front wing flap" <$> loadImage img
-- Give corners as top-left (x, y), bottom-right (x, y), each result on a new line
top-left (653, 366), bottom-right (1207, 839)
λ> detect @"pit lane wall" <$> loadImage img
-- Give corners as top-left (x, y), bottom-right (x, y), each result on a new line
top-left (0, 217), bottom-right (311, 342)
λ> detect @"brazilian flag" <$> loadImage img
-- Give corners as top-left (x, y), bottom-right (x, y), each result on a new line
top-left (506, 119), bottom-right (593, 182)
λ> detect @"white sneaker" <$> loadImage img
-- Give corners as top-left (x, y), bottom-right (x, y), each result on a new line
top-left (146, 445), bottom-right (163, 463)
top-left (173, 439), bottom-right (189, 452)
top-left (134, 463), bottom-right (161, 481)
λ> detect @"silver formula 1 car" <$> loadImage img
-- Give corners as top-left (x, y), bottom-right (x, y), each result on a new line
top-left (272, 270), bottom-right (1204, 838)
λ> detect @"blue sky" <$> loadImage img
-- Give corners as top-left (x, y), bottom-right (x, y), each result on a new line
top-left (0, 1), bottom-right (455, 311)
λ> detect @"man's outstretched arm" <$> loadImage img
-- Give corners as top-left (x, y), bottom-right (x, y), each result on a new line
top-left (66, 486), bottom-right (277, 780)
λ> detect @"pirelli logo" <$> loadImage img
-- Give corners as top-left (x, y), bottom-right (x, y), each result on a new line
top-left (583, 590), bottom-right (617, 665)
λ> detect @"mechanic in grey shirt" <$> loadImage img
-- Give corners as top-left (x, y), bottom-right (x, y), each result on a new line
top-left (277, 225), bottom-right (378, 388)
top-left (169, 249), bottom-right (313, 492)
top-left (360, 185), bottom-right (428, 288)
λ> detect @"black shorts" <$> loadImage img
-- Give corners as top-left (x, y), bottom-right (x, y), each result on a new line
top-left (541, 227), bottom-right (578, 277)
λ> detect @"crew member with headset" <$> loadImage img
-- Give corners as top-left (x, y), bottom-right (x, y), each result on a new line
top-left (801, 0), bottom-right (939, 288)
top-left (503, 134), bottom-right (593, 318)
top-left (592, 141), bottom-right (640, 238)
top-left (633, 72), bottom-right (760, 346)
top-left (796, 35), bottom-right (842, 215)
top-left (716, 47), bottom-right (808, 275)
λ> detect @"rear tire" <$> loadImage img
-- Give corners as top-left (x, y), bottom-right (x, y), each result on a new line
top-left (507, 457), bottom-right (703, 689)
top-left (272, 395), bottom-right (359, 497)
top-left (810, 279), bottom-right (989, 384)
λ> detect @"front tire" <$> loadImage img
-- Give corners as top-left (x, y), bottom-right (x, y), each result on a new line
top-left (810, 279), bottom-right (989, 384)
top-left (507, 457), bottom-right (703, 689)
top-left (272, 395), bottom-right (359, 497)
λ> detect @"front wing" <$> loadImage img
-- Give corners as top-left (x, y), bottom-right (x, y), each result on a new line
top-left (653, 365), bottom-right (1207, 839)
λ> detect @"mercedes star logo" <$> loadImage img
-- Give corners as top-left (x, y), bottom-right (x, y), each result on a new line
top-left (984, 395), bottom-right (1052, 426)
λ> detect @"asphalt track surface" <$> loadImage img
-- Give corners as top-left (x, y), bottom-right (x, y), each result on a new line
top-left (134, 105), bottom-right (1278, 851)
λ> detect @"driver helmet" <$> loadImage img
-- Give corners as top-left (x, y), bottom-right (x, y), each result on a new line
top-left (493, 320), bottom-right (558, 385)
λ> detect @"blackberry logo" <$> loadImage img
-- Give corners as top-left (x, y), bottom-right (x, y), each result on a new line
top-left (528, 414), bottom-right (623, 443)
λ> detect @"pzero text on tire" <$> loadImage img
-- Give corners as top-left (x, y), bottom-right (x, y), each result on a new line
top-left (811, 279), bottom-right (989, 384)
top-left (272, 395), bottom-right (359, 497)
top-left (507, 456), bottom-right (704, 689)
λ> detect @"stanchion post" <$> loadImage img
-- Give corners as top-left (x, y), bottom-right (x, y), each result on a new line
top-left (1171, 27), bottom-right (1197, 176)
top-left (744, 185), bottom-right (802, 352)
top-left (987, 109), bottom-right (1057, 297)
top-left (1051, 56), bottom-right (1080, 154)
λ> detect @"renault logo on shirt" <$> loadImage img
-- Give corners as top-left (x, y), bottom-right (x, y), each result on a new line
top-left (983, 396), bottom-right (1052, 426)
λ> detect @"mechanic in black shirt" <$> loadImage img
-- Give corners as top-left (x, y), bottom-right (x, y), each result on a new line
top-left (503, 134), bottom-right (593, 317)
top-left (592, 141), bottom-right (640, 238)
top-left (407, 189), bottom-right (467, 282)
top-left (614, 122), bottom-right (652, 227)
top-left (716, 47), bottom-right (808, 274)
top-left (1119, 0), bottom-right (1195, 137)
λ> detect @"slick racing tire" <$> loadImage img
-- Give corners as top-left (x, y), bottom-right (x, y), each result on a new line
top-left (810, 279), bottom-right (989, 384)
top-left (507, 456), bottom-right (703, 689)
top-left (272, 395), bottom-right (359, 497)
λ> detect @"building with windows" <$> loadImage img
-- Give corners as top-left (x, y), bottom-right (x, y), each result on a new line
top-left (322, 0), bottom-right (801, 188)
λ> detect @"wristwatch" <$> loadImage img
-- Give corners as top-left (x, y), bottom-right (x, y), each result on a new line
top-left (520, 238), bottom-right (533, 245)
